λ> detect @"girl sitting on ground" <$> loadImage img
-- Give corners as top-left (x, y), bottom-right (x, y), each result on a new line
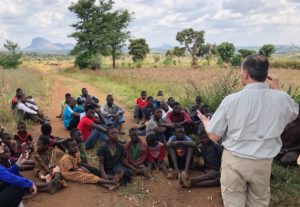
top-left (14, 121), bottom-right (34, 155)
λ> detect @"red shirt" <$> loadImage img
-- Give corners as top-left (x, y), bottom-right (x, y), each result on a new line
top-left (136, 97), bottom-right (147, 109)
top-left (77, 116), bottom-right (96, 142)
top-left (165, 111), bottom-right (192, 124)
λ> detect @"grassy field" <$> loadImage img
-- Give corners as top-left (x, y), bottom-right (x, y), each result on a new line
top-left (0, 68), bottom-right (51, 133)
top-left (57, 64), bottom-right (300, 207)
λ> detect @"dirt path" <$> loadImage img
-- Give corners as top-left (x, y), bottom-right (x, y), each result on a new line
top-left (24, 68), bottom-right (223, 207)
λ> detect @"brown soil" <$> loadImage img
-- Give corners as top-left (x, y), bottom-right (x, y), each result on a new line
top-left (23, 69), bottom-right (223, 207)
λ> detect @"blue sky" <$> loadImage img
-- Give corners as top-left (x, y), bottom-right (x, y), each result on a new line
top-left (0, 0), bottom-right (300, 48)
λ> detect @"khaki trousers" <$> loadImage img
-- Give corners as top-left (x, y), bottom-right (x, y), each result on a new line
top-left (221, 150), bottom-right (273, 207)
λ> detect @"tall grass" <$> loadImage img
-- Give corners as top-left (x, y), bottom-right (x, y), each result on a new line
top-left (0, 68), bottom-right (49, 133)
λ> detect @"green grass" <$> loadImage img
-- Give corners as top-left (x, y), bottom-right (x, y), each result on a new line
top-left (0, 68), bottom-right (50, 133)
top-left (271, 163), bottom-right (300, 207)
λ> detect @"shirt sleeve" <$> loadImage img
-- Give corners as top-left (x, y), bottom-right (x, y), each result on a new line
top-left (183, 112), bottom-right (192, 123)
top-left (97, 145), bottom-right (106, 158)
top-left (0, 165), bottom-right (33, 188)
top-left (167, 136), bottom-right (176, 143)
top-left (17, 103), bottom-right (37, 114)
top-left (207, 102), bottom-right (228, 137)
top-left (101, 104), bottom-right (111, 117)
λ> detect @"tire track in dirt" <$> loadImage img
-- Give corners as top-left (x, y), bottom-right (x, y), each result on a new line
top-left (25, 69), bottom-right (223, 207)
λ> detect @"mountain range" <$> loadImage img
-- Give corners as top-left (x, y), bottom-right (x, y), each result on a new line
top-left (23, 37), bottom-right (74, 52)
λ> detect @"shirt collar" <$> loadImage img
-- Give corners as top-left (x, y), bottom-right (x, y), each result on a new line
top-left (243, 82), bottom-right (269, 90)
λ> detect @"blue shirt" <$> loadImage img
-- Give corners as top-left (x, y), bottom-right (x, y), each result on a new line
top-left (63, 106), bottom-right (74, 128)
top-left (0, 164), bottom-right (32, 188)
top-left (168, 135), bottom-right (192, 143)
top-left (74, 105), bottom-right (84, 113)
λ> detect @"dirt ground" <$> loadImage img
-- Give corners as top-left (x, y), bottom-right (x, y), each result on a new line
top-left (23, 68), bottom-right (223, 207)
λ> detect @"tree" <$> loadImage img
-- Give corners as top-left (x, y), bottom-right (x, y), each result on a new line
top-left (230, 54), bottom-right (242, 67)
top-left (165, 49), bottom-right (173, 57)
top-left (173, 46), bottom-right (185, 60)
top-left (69, 0), bottom-right (131, 69)
top-left (128, 38), bottom-right (150, 62)
top-left (108, 10), bottom-right (131, 68)
top-left (0, 40), bottom-right (22, 69)
top-left (216, 42), bottom-right (235, 63)
top-left (259, 44), bottom-right (275, 57)
top-left (176, 28), bottom-right (205, 67)
top-left (238, 49), bottom-right (256, 58)
top-left (197, 43), bottom-right (216, 65)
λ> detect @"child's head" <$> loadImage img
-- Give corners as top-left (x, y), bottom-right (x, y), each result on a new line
top-left (147, 96), bottom-right (154, 107)
top-left (146, 133), bottom-right (157, 147)
top-left (41, 123), bottom-right (52, 136)
top-left (20, 94), bottom-right (27, 102)
top-left (172, 102), bottom-right (181, 114)
top-left (195, 95), bottom-right (202, 104)
top-left (199, 131), bottom-right (211, 145)
top-left (201, 105), bottom-right (210, 115)
top-left (174, 124), bottom-right (185, 140)
top-left (0, 144), bottom-right (11, 160)
top-left (154, 107), bottom-right (163, 119)
top-left (65, 93), bottom-right (71, 103)
top-left (107, 126), bottom-right (118, 142)
top-left (69, 97), bottom-right (77, 107)
top-left (157, 91), bottom-right (164, 97)
top-left (16, 88), bottom-right (23, 98)
top-left (17, 121), bottom-right (27, 133)
top-left (141, 91), bottom-right (147, 100)
top-left (85, 104), bottom-right (95, 119)
top-left (106, 94), bottom-right (114, 106)
top-left (82, 88), bottom-right (89, 96)
top-left (167, 97), bottom-right (175, 108)
top-left (160, 101), bottom-right (168, 111)
top-left (129, 128), bottom-right (139, 143)
top-left (65, 138), bottom-right (79, 155)
top-left (70, 128), bottom-right (83, 144)
top-left (76, 97), bottom-right (84, 106)
top-left (37, 135), bottom-right (50, 152)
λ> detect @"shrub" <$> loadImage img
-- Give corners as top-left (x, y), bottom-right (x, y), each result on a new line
top-left (163, 55), bottom-right (173, 66)
top-left (230, 54), bottom-right (242, 67)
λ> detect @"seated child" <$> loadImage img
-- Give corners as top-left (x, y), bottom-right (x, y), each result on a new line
top-left (142, 96), bottom-right (155, 123)
top-left (124, 128), bottom-right (151, 178)
top-left (101, 94), bottom-right (125, 135)
top-left (179, 131), bottom-right (223, 188)
top-left (165, 102), bottom-right (193, 134)
top-left (190, 96), bottom-right (203, 122)
top-left (98, 126), bottom-right (132, 186)
top-left (133, 91), bottom-right (147, 123)
top-left (57, 93), bottom-right (71, 119)
top-left (77, 104), bottom-right (108, 150)
top-left (60, 138), bottom-right (118, 190)
top-left (34, 135), bottom-right (67, 193)
top-left (153, 91), bottom-right (164, 108)
top-left (41, 123), bottom-right (66, 152)
top-left (74, 97), bottom-right (85, 113)
top-left (63, 97), bottom-right (80, 130)
top-left (167, 124), bottom-right (195, 178)
top-left (146, 133), bottom-right (170, 177)
top-left (70, 128), bottom-right (87, 164)
top-left (160, 101), bottom-right (173, 119)
top-left (145, 107), bottom-right (173, 143)
top-left (0, 143), bottom-right (35, 171)
top-left (14, 121), bottom-right (34, 155)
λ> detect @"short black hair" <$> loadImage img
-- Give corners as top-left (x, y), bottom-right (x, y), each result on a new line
top-left (17, 121), bottom-right (26, 128)
top-left (16, 88), bottom-right (22, 93)
top-left (70, 128), bottom-right (80, 138)
top-left (64, 138), bottom-right (76, 148)
top-left (147, 96), bottom-right (154, 101)
top-left (141, 90), bottom-right (147, 95)
top-left (82, 88), bottom-right (87, 92)
top-left (85, 104), bottom-right (95, 112)
top-left (242, 54), bottom-right (269, 82)
top-left (106, 94), bottom-right (113, 101)
top-left (38, 135), bottom-right (50, 146)
top-left (146, 133), bottom-right (156, 143)
top-left (173, 102), bottom-right (180, 107)
top-left (157, 91), bottom-right (163, 95)
top-left (129, 127), bottom-right (138, 134)
top-left (77, 97), bottom-right (84, 105)
top-left (65, 93), bottom-right (71, 98)
top-left (167, 97), bottom-right (174, 102)
top-left (41, 123), bottom-right (52, 135)
top-left (107, 125), bottom-right (117, 133)
top-left (174, 124), bottom-right (184, 131)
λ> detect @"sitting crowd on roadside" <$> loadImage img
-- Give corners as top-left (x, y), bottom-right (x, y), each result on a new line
top-left (1, 84), bottom-right (300, 207)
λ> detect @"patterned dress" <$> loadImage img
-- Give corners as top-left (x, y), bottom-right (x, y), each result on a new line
top-left (60, 153), bottom-right (101, 184)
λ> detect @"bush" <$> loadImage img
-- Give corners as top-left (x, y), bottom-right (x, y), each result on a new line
top-left (0, 40), bottom-right (22, 69)
top-left (230, 54), bottom-right (242, 67)
top-left (163, 55), bottom-right (173, 66)
top-left (74, 52), bottom-right (91, 69)
top-left (184, 70), bottom-right (239, 111)
top-left (270, 58), bottom-right (300, 70)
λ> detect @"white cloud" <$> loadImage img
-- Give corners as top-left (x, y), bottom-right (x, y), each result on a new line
top-left (0, 0), bottom-right (300, 48)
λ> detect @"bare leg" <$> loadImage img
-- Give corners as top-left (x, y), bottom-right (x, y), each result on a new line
top-left (190, 172), bottom-right (220, 183)
top-left (168, 147), bottom-right (180, 175)
top-left (158, 161), bottom-right (169, 176)
top-left (191, 178), bottom-right (220, 187)
top-left (184, 147), bottom-right (193, 172)
top-left (19, 164), bottom-right (35, 171)
top-left (36, 183), bottom-right (51, 193)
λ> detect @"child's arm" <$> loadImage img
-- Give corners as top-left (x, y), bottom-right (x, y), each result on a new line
top-left (167, 141), bottom-right (195, 148)
top-left (98, 157), bottom-right (109, 180)
top-left (122, 158), bottom-right (138, 173)
top-left (34, 153), bottom-right (50, 174)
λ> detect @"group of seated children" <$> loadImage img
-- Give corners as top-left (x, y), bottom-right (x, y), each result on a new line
top-left (61, 88), bottom-right (126, 138)
top-left (11, 88), bottom-right (49, 124)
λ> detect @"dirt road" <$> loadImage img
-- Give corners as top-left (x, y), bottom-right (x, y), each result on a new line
top-left (24, 68), bottom-right (223, 207)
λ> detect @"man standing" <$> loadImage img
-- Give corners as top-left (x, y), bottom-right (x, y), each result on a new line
top-left (198, 55), bottom-right (299, 207)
